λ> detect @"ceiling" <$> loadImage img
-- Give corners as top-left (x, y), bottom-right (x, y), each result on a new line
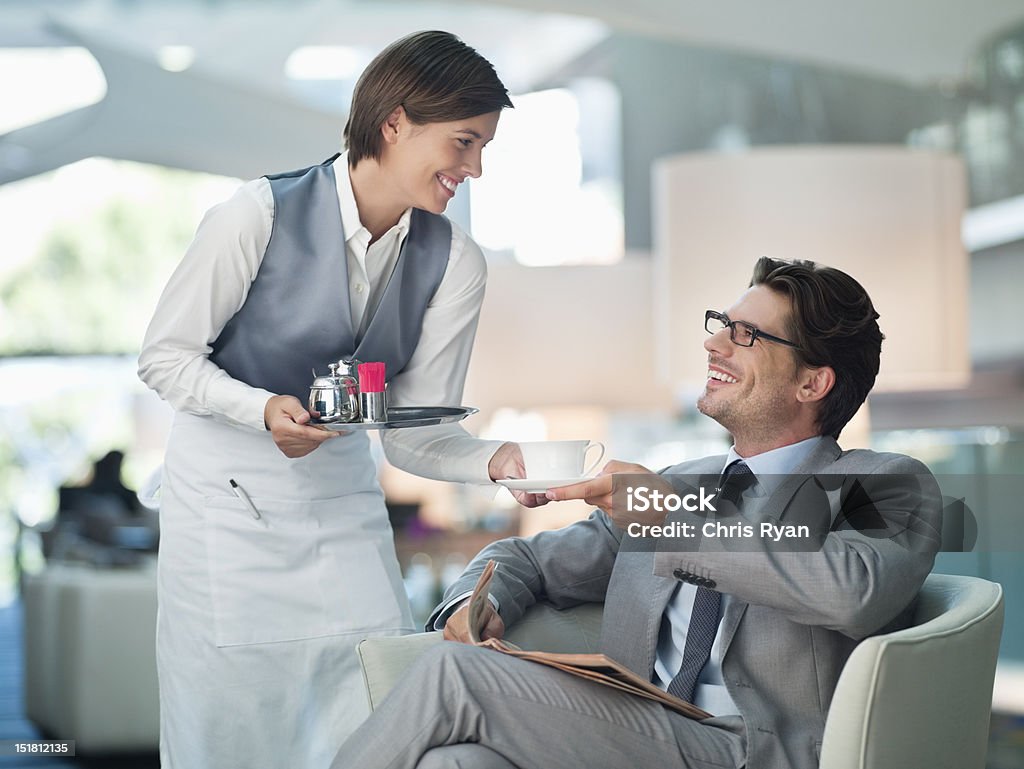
top-left (480, 0), bottom-right (1024, 85)
top-left (3, 0), bottom-right (1021, 84)
top-left (1, 0), bottom-right (1023, 185)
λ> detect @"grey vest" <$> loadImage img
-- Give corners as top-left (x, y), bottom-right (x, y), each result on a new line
top-left (210, 155), bottom-right (453, 402)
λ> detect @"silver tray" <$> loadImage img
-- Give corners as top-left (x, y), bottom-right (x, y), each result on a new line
top-left (316, 406), bottom-right (478, 431)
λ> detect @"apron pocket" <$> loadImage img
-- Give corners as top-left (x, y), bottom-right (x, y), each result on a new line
top-left (205, 495), bottom-right (407, 647)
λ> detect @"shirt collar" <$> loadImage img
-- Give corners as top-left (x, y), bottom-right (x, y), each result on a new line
top-left (333, 152), bottom-right (412, 247)
top-left (724, 436), bottom-right (823, 496)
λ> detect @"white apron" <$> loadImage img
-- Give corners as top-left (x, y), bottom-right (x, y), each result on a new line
top-left (156, 412), bottom-right (415, 769)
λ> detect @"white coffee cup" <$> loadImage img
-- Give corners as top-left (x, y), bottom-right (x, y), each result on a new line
top-left (518, 440), bottom-right (606, 479)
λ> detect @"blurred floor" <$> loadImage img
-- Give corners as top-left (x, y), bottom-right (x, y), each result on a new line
top-left (988, 711), bottom-right (1024, 769)
top-left (2, 597), bottom-right (1023, 769)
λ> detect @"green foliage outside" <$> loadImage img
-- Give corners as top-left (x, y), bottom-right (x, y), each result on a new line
top-left (0, 162), bottom-right (236, 598)
top-left (0, 164), bottom-right (219, 355)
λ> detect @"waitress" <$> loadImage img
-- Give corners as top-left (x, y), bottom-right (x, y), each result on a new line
top-left (138, 30), bottom-right (537, 769)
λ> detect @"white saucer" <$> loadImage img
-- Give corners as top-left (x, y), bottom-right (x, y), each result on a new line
top-left (496, 477), bottom-right (593, 494)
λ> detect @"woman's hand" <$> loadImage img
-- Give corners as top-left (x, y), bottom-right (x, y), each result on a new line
top-left (264, 395), bottom-right (339, 458)
top-left (488, 441), bottom-right (549, 508)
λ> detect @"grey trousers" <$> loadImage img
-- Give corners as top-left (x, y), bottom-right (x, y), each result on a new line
top-left (330, 642), bottom-right (746, 769)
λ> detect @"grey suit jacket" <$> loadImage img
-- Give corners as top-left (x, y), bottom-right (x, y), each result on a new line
top-left (429, 438), bottom-right (942, 769)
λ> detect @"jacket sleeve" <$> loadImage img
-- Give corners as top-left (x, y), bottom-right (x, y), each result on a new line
top-left (380, 227), bottom-right (504, 484)
top-left (137, 180), bottom-right (276, 430)
top-left (426, 508), bottom-right (624, 631)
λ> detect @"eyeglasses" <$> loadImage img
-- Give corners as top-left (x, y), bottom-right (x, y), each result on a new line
top-left (704, 310), bottom-right (800, 349)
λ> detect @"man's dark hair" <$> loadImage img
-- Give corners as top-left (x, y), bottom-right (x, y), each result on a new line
top-left (344, 30), bottom-right (512, 166)
top-left (750, 256), bottom-right (884, 439)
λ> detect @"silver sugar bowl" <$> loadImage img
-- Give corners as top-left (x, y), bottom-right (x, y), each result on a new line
top-left (309, 359), bottom-right (361, 423)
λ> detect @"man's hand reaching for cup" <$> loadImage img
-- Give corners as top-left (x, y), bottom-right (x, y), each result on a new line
top-left (545, 460), bottom-right (675, 530)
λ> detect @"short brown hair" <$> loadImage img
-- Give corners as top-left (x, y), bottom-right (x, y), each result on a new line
top-left (750, 257), bottom-right (884, 439)
top-left (344, 31), bottom-right (512, 165)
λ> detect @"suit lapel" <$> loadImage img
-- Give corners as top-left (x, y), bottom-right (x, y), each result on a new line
top-left (645, 456), bottom-right (724, 677)
top-left (651, 441), bottom-right (846, 669)
top-left (719, 598), bottom-right (747, 658)
top-left (718, 437), bottom-right (843, 658)
top-left (749, 437), bottom-right (843, 525)
top-left (645, 574), bottom-right (678, 679)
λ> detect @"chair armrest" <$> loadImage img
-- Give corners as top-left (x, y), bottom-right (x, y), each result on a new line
top-left (357, 602), bottom-right (604, 711)
top-left (358, 631), bottom-right (445, 711)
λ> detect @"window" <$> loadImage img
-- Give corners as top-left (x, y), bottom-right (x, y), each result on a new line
top-left (470, 79), bottom-right (623, 266)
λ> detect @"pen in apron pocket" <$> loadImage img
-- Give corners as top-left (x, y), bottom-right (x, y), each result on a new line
top-left (229, 479), bottom-right (262, 520)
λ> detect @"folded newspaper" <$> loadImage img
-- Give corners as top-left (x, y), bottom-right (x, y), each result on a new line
top-left (467, 560), bottom-right (711, 720)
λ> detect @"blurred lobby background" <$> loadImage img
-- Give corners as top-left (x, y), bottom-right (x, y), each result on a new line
top-left (1, 0), bottom-right (1023, 766)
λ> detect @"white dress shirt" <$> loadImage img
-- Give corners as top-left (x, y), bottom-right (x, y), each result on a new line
top-left (653, 436), bottom-right (824, 715)
top-left (138, 153), bottom-right (503, 484)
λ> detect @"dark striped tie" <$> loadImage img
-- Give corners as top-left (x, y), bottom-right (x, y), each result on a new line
top-left (666, 460), bottom-right (754, 702)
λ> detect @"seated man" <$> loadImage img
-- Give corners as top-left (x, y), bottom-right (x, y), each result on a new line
top-left (331, 257), bottom-right (942, 769)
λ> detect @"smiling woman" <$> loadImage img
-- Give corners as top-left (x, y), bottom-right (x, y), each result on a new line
top-left (350, 110), bottom-right (500, 231)
top-left (135, 29), bottom-right (527, 769)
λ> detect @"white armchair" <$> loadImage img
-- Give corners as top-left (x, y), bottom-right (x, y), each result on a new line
top-left (819, 572), bottom-right (1004, 769)
top-left (358, 600), bottom-right (603, 712)
top-left (357, 573), bottom-right (1004, 769)
top-left (22, 563), bottom-right (160, 752)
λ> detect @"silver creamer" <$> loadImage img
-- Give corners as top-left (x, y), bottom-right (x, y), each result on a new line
top-left (308, 360), bottom-right (361, 422)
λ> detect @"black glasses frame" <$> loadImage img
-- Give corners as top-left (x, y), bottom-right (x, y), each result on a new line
top-left (704, 310), bottom-right (800, 349)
